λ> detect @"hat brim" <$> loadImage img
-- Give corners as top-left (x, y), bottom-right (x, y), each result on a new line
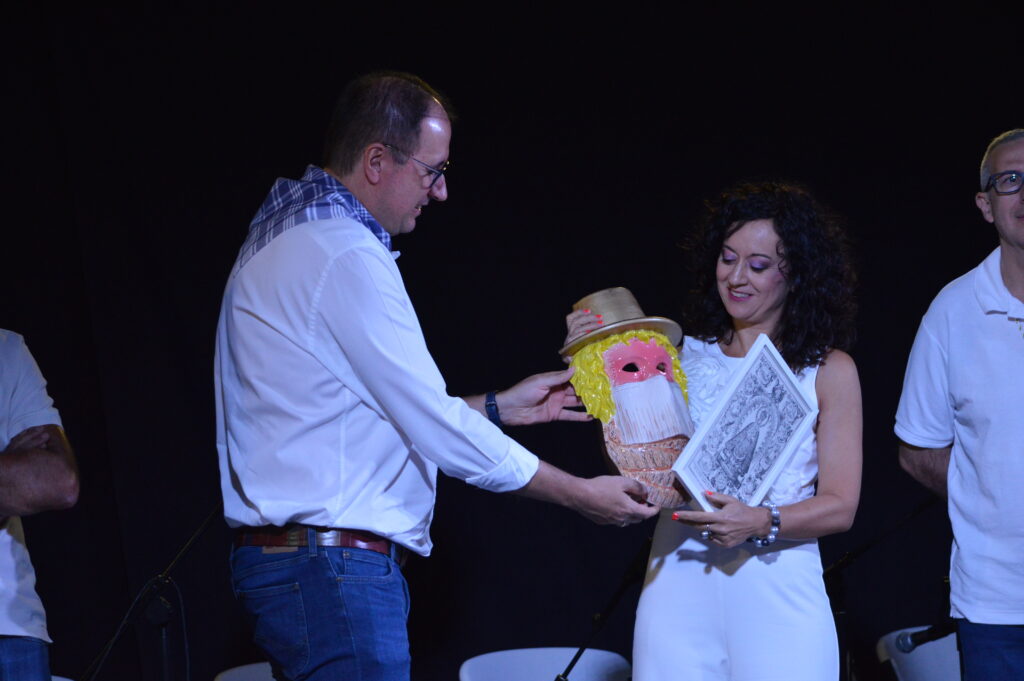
top-left (559, 316), bottom-right (683, 357)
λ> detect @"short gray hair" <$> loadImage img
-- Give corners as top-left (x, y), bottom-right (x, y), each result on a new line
top-left (979, 129), bottom-right (1024, 190)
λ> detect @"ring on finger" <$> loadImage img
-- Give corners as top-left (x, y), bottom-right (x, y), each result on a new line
top-left (700, 524), bottom-right (713, 540)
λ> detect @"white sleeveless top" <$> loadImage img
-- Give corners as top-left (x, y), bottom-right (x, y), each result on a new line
top-left (680, 336), bottom-right (820, 506)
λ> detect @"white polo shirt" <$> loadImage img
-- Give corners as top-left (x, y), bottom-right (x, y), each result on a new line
top-left (215, 216), bottom-right (539, 556)
top-left (896, 247), bottom-right (1024, 624)
top-left (0, 330), bottom-right (59, 642)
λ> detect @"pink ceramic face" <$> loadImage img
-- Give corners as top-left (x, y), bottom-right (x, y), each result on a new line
top-left (602, 338), bottom-right (677, 387)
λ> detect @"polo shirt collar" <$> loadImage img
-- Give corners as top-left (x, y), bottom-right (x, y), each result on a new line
top-left (974, 247), bottom-right (1024, 317)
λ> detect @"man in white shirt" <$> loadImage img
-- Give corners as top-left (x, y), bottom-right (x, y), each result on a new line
top-left (0, 330), bottom-right (79, 680)
top-left (215, 71), bottom-right (658, 681)
top-left (896, 128), bottom-right (1024, 679)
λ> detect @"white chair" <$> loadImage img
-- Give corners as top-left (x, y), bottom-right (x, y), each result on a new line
top-left (876, 625), bottom-right (960, 681)
top-left (213, 662), bottom-right (275, 681)
top-left (459, 647), bottom-right (630, 681)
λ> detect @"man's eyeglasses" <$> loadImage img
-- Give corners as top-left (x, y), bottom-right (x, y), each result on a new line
top-left (384, 143), bottom-right (449, 189)
top-left (984, 170), bottom-right (1023, 195)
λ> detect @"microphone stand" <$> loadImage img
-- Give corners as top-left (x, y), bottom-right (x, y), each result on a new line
top-left (554, 536), bottom-right (651, 681)
top-left (894, 616), bottom-right (956, 653)
top-left (823, 497), bottom-right (939, 681)
top-left (82, 502), bottom-right (223, 681)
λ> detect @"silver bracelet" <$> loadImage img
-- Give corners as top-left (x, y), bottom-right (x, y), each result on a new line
top-left (748, 501), bottom-right (780, 548)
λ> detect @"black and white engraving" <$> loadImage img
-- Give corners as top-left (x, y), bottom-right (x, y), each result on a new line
top-left (673, 335), bottom-right (817, 512)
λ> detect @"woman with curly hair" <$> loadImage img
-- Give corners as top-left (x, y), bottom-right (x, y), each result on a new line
top-left (566, 181), bottom-right (862, 680)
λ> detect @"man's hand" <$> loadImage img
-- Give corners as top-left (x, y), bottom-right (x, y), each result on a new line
top-left (569, 475), bottom-right (660, 526)
top-left (464, 367), bottom-right (592, 426)
top-left (517, 461), bottom-right (659, 526)
top-left (495, 367), bottom-right (591, 426)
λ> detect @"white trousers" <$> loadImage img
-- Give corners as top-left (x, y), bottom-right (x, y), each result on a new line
top-left (633, 511), bottom-right (838, 681)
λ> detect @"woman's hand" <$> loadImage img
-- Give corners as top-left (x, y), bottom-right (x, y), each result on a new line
top-left (670, 491), bottom-right (771, 548)
top-left (563, 309), bottom-right (604, 362)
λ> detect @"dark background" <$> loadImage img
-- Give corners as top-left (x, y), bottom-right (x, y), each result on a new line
top-left (3, 7), bottom-right (1017, 680)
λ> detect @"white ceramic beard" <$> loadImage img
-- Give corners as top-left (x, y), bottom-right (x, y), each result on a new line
top-left (610, 377), bottom-right (694, 444)
top-left (602, 377), bottom-right (695, 508)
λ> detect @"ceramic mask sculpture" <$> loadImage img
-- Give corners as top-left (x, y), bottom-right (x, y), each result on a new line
top-left (563, 290), bottom-right (694, 508)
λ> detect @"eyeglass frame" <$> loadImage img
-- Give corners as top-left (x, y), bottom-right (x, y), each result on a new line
top-left (383, 143), bottom-right (450, 189)
top-left (983, 170), bottom-right (1023, 196)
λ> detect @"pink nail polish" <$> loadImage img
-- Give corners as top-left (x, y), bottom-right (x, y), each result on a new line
top-left (583, 309), bottom-right (590, 313)
top-left (671, 512), bottom-right (679, 521)
top-left (704, 490), bottom-right (713, 496)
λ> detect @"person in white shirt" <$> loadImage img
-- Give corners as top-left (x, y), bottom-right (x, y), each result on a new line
top-left (896, 128), bottom-right (1024, 680)
top-left (0, 330), bottom-right (79, 681)
top-left (215, 71), bottom-right (658, 681)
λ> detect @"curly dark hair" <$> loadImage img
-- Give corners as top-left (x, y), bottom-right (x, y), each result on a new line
top-left (681, 181), bottom-right (857, 371)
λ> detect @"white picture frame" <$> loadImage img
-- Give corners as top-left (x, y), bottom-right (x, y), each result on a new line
top-left (671, 334), bottom-right (818, 512)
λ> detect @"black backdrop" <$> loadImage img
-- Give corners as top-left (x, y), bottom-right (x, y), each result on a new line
top-left (3, 7), bottom-right (1017, 680)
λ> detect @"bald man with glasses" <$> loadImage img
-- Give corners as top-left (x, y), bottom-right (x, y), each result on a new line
top-left (896, 128), bottom-right (1024, 679)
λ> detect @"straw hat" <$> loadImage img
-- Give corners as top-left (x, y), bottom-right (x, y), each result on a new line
top-left (559, 287), bottom-right (682, 357)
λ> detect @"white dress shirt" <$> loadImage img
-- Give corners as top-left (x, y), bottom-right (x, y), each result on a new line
top-left (215, 215), bottom-right (539, 556)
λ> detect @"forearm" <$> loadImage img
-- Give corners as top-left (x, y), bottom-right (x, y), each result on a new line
top-left (515, 460), bottom-right (659, 526)
top-left (0, 425), bottom-right (79, 516)
top-left (515, 460), bottom-right (585, 510)
top-left (680, 489), bottom-right (858, 547)
top-left (898, 443), bottom-right (950, 496)
top-left (462, 393), bottom-right (488, 417)
top-left (0, 448), bottom-right (79, 515)
top-left (769, 491), bottom-right (859, 541)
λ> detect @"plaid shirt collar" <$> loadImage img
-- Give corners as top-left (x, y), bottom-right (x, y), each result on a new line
top-left (237, 165), bottom-right (392, 268)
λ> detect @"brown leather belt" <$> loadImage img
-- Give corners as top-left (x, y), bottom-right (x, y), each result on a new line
top-left (234, 525), bottom-right (393, 556)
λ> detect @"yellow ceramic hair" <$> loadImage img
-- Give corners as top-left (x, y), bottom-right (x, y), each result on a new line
top-left (569, 330), bottom-right (687, 423)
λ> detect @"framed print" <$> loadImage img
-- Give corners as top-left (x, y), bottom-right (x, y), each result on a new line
top-left (672, 334), bottom-right (818, 512)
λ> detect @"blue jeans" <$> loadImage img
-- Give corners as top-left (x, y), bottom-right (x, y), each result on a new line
top-left (0, 636), bottom-right (49, 681)
top-left (957, 619), bottom-right (1024, 681)
top-left (231, 535), bottom-right (411, 681)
